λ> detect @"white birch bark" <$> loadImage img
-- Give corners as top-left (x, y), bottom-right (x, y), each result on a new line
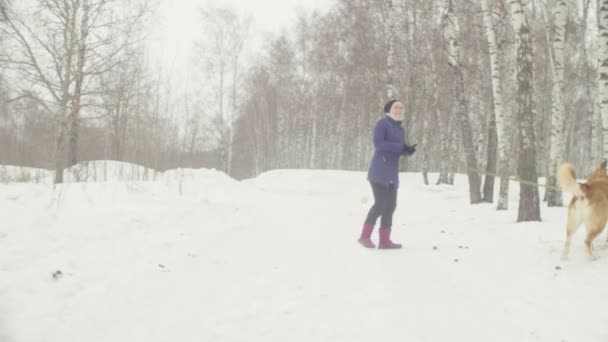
top-left (508, 0), bottom-right (541, 222)
top-left (547, 0), bottom-right (568, 206)
top-left (385, 0), bottom-right (398, 99)
top-left (599, 0), bottom-right (608, 158)
top-left (481, 0), bottom-right (511, 209)
top-left (442, 0), bottom-right (482, 203)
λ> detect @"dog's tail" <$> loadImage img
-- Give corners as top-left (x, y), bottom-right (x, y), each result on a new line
top-left (556, 163), bottom-right (584, 197)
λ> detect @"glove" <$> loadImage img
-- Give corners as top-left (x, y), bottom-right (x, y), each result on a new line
top-left (402, 143), bottom-right (417, 156)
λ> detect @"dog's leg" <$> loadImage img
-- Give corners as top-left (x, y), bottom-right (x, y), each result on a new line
top-left (584, 226), bottom-right (603, 260)
top-left (585, 217), bottom-right (606, 260)
top-left (562, 204), bottom-right (583, 260)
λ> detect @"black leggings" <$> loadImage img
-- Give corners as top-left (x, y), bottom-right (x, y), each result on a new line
top-left (364, 182), bottom-right (398, 228)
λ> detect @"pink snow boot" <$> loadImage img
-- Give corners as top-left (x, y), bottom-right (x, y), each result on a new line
top-left (358, 223), bottom-right (375, 248)
top-left (378, 227), bottom-right (402, 249)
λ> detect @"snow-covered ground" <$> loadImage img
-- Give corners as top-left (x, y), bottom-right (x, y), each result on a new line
top-left (1, 162), bottom-right (607, 342)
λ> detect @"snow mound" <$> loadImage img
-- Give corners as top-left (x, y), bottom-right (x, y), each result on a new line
top-left (65, 160), bottom-right (159, 182)
top-left (0, 165), bottom-right (51, 183)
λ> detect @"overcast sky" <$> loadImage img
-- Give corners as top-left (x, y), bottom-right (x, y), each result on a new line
top-left (147, 0), bottom-right (334, 89)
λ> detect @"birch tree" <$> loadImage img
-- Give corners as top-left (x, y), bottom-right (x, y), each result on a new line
top-left (383, 0), bottom-right (399, 99)
top-left (420, 36), bottom-right (437, 186)
top-left (544, 0), bottom-right (568, 206)
top-left (481, 0), bottom-right (512, 209)
top-left (98, 47), bottom-right (146, 161)
top-left (0, 2), bottom-right (75, 183)
top-left (580, 0), bottom-right (600, 169)
top-left (66, 0), bottom-right (90, 168)
top-left (196, 7), bottom-right (251, 176)
top-left (599, 0), bottom-right (608, 158)
top-left (441, 0), bottom-right (482, 203)
top-left (0, 0), bottom-right (149, 183)
top-left (509, 0), bottom-right (541, 222)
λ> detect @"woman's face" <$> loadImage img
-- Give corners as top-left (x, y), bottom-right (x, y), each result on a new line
top-left (389, 101), bottom-right (405, 121)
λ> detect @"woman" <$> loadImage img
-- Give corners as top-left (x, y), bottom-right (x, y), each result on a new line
top-left (358, 99), bottom-right (416, 249)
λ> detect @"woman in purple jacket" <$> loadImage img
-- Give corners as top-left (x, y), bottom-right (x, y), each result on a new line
top-left (358, 100), bottom-right (416, 249)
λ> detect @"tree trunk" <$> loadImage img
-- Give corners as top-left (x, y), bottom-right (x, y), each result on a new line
top-left (481, 0), bottom-right (510, 208)
top-left (482, 108), bottom-right (497, 203)
top-left (436, 105), bottom-right (452, 185)
top-left (54, 120), bottom-right (66, 184)
top-left (55, 2), bottom-right (78, 183)
top-left (421, 102), bottom-right (431, 186)
top-left (599, 0), bottom-right (608, 159)
top-left (509, 0), bottom-right (541, 222)
top-left (546, 0), bottom-right (568, 207)
top-left (385, 0), bottom-right (398, 99)
top-left (68, 0), bottom-right (90, 168)
top-left (581, 0), bottom-right (600, 169)
top-left (442, 0), bottom-right (481, 203)
top-left (455, 69), bottom-right (482, 203)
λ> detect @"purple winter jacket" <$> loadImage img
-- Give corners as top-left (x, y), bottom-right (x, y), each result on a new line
top-left (367, 115), bottom-right (408, 188)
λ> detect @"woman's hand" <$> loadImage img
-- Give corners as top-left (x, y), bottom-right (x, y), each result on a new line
top-left (401, 143), bottom-right (417, 156)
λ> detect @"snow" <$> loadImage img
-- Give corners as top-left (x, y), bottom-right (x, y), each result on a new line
top-left (1, 162), bottom-right (607, 342)
top-left (0, 165), bottom-right (50, 183)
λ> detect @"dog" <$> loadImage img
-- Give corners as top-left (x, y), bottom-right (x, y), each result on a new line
top-left (556, 161), bottom-right (608, 260)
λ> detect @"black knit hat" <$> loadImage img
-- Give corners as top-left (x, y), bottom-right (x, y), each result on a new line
top-left (384, 99), bottom-right (399, 114)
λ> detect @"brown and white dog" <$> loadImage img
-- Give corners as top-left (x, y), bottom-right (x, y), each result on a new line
top-left (556, 161), bottom-right (608, 260)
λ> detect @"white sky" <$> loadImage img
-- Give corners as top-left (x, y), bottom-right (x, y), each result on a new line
top-left (147, 0), bottom-right (334, 89)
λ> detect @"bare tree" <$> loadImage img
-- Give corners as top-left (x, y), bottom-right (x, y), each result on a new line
top-left (66, 0), bottom-right (91, 168)
top-left (508, 0), bottom-right (541, 222)
top-left (223, 0), bottom-right (601, 197)
top-left (98, 46), bottom-right (146, 161)
top-left (0, 0), bottom-right (150, 183)
top-left (383, 0), bottom-right (399, 99)
top-left (0, 2), bottom-right (75, 183)
top-left (543, 0), bottom-right (568, 206)
top-left (420, 34), bottom-right (439, 185)
top-left (599, 0), bottom-right (608, 159)
top-left (196, 6), bottom-right (251, 176)
top-left (580, 0), bottom-right (600, 169)
top-left (481, 0), bottom-right (512, 209)
top-left (441, 0), bottom-right (482, 203)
